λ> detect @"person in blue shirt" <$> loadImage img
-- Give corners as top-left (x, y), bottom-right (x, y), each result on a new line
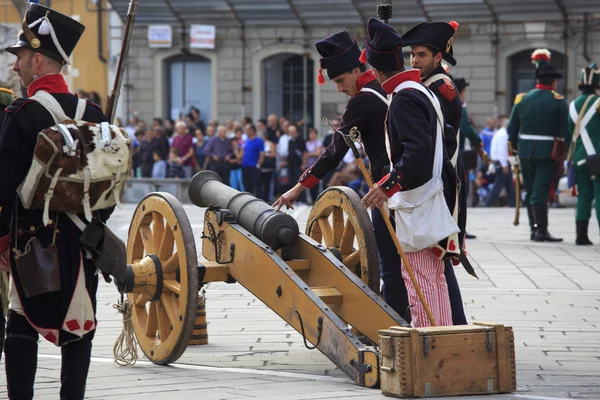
top-left (479, 118), bottom-right (496, 155)
top-left (240, 124), bottom-right (265, 197)
top-left (152, 151), bottom-right (167, 178)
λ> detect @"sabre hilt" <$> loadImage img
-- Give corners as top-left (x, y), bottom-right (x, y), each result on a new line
top-left (377, 0), bottom-right (393, 24)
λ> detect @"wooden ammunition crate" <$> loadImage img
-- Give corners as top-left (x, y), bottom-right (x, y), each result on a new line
top-left (379, 322), bottom-right (516, 398)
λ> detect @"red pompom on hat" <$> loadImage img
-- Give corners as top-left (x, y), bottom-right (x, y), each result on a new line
top-left (449, 21), bottom-right (459, 31)
top-left (317, 68), bottom-right (326, 85)
top-left (359, 48), bottom-right (367, 64)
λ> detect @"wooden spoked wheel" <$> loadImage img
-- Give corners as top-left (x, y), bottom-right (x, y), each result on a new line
top-left (306, 186), bottom-right (380, 294)
top-left (127, 192), bottom-right (199, 365)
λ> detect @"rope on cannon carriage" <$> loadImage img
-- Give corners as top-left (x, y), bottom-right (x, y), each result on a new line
top-left (113, 292), bottom-right (138, 366)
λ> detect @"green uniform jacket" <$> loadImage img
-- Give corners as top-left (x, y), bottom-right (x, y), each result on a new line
top-left (508, 87), bottom-right (571, 159)
top-left (568, 94), bottom-right (600, 164)
top-left (458, 105), bottom-right (482, 150)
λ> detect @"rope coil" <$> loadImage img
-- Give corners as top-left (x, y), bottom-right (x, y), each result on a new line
top-left (113, 298), bottom-right (138, 366)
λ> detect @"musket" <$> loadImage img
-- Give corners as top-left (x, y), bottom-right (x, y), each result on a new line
top-left (105, 0), bottom-right (140, 123)
top-left (508, 142), bottom-right (521, 226)
top-left (323, 118), bottom-right (438, 326)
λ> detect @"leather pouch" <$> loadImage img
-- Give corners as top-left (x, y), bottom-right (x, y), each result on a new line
top-left (550, 138), bottom-right (566, 162)
top-left (586, 153), bottom-right (600, 178)
top-left (15, 237), bottom-right (61, 298)
top-left (460, 149), bottom-right (478, 170)
top-left (79, 219), bottom-right (127, 284)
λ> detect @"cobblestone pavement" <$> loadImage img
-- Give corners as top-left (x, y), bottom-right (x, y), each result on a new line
top-left (1, 204), bottom-right (599, 399)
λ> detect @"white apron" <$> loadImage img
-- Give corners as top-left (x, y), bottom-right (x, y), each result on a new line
top-left (385, 81), bottom-right (460, 253)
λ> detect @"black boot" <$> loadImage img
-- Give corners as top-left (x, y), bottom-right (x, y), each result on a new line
top-left (576, 220), bottom-right (593, 245)
top-left (527, 206), bottom-right (536, 241)
top-left (534, 204), bottom-right (563, 242)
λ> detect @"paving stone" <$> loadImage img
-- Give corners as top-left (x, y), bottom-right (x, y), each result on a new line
top-left (0, 206), bottom-right (598, 399)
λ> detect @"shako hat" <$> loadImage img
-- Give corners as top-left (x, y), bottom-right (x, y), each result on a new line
top-left (315, 31), bottom-right (362, 85)
top-left (6, 2), bottom-right (85, 68)
top-left (400, 21), bottom-right (460, 66)
top-left (579, 62), bottom-right (600, 89)
top-left (363, 17), bottom-right (405, 72)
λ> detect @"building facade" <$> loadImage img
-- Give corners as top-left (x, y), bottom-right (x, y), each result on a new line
top-left (114, 18), bottom-right (600, 134)
top-left (0, 0), bottom-right (109, 104)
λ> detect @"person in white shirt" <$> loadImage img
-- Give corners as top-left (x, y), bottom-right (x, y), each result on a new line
top-left (486, 115), bottom-right (516, 207)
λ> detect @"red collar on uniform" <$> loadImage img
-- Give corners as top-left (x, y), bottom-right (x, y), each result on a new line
top-left (381, 69), bottom-right (421, 94)
top-left (27, 73), bottom-right (71, 97)
top-left (356, 70), bottom-right (377, 92)
top-left (535, 84), bottom-right (554, 91)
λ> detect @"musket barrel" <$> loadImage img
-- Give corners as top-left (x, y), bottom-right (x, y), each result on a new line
top-left (188, 171), bottom-right (299, 250)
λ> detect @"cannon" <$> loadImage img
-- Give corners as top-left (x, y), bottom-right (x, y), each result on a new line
top-left (120, 171), bottom-right (409, 387)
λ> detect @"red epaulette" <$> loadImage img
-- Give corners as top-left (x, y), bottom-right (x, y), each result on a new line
top-left (438, 78), bottom-right (457, 101)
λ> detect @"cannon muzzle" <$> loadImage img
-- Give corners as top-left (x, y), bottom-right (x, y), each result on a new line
top-left (188, 171), bottom-right (299, 250)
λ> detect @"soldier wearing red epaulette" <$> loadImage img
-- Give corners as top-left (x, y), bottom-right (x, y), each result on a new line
top-left (400, 21), bottom-right (472, 325)
top-left (0, 4), bottom-right (112, 398)
top-left (362, 18), bottom-right (460, 328)
top-left (273, 31), bottom-right (411, 320)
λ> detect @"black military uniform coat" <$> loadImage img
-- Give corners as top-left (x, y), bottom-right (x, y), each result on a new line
top-left (299, 71), bottom-right (389, 187)
top-left (0, 74), bottom-right (110, 345)
top-left (379, 70), bottom-right (458, 256)
top-left (423, 65), bottom-right (467, 253)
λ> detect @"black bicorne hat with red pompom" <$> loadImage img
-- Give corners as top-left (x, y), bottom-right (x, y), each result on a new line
top-left (400, 21), bottom-right (459, 66)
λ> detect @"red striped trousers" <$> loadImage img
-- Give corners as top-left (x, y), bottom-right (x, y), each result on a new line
top-left (402, 249), bottom-right (452, 328)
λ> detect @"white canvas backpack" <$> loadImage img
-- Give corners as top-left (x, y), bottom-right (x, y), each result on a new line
top-left (18, 90), bottom-right (131, 225)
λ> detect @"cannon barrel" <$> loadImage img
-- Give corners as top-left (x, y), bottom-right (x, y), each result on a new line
top-left (188, 171), bottom-right (299, 250)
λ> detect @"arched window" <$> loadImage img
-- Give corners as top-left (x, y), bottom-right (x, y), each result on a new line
top-left (263, 53), bottom-right (314, 128)
top-left (165, 54), bottom-right (211, 123)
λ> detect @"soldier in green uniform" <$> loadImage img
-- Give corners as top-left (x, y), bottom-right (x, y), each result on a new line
top-left (568, 63), bottom-right (600, 245)
top-left (508, 51), bottom-right (571, 242)
top-left (455, 77), bottom-right (484, 239)
top-left (455, 77), bottom-right (484, 156)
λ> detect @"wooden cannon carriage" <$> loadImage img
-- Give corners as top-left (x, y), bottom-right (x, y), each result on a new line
top-left (119, 170), bottom-right (517, 396)
top-left (121, 170), bottom-right (408, 388)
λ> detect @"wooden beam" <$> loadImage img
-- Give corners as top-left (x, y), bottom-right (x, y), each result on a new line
top-left (223, 0), bottom-right (245, 28)
top-left (285, 0), bottom-right (308, 31)
top-left (415, 0), bottom-right (432, 22)
top-left (163, 0), bottom-right (185, 25)
top-left (350, 0), bottom-right (367, 26)
top-left (554, 0), bottom-right (568, 22)
top-left (482, 0), bottom-right (499, 25)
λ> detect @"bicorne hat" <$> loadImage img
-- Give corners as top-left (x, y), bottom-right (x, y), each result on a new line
top-left (364, 17), bottom-right (404, 72)
top-left (315, 31), bottom-right (362, 85)
top-left (400, 21), bottom-right (460, 66)
top-left (5, 3), bottom-right (85, 68)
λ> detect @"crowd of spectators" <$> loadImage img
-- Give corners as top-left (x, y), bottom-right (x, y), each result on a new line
top-left (115, 107), bottom-right (368, 205)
